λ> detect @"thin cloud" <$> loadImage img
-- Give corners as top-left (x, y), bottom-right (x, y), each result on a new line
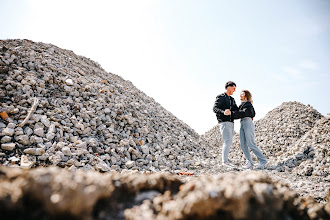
top-left (283, 67), bottom-right (303, 79)
top-left (299, 60), bottom-right (319, 70)
top-left (272, 73), bottom-right (289, 83)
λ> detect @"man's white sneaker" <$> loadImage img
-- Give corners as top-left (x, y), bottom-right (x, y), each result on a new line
top-left (256, 162), bottom-right (267, 169)
top-left (222, 162), bottom-right (235, 168)
top-left (242, 162), bottom-right (253, 169)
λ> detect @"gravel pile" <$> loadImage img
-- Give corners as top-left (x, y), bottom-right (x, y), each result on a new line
top-left (0, 39), bottom-right (213, 174)
top-left (281, 116), bottom-right (330, 177)
top-left (203, 101), bottom-right (326, 170)
top-left (254, 101), bottom-right (323, 162)
top-left (203, 101), bottom-right (329, 201)
top-left (252, 101), bottom-right (328, 177)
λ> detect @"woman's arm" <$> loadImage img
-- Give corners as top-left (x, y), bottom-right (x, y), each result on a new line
top-left (232, 102), bottom-right (255, 119)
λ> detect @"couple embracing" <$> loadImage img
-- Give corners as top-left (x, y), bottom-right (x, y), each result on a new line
top-left (213, 81), bottom-right (267, 170)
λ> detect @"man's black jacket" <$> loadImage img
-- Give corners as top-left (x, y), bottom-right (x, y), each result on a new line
top-left (232, 101), bottom-right (256, 119)
top-left (213, 93), bottom-right (239, 123)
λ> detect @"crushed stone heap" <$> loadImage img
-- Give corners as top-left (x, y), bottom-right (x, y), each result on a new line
top-left (203, 102), bottom-right (326, 172)
top-left (0, 39), bottom-right (213, 173)
top-left (202, 102), bottom-right (329, 203)
top-left (0, 166), bottom-right (329, 220)
top-left (252, 102), bottom-right (329, 176)
top-left (278, 116), bottom-right (330, 177)
top-left (254, 101), bottom-right (323, 158)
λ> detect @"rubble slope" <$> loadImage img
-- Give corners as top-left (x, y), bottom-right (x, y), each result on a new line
top-left (0, 39), bottom-right (212, 173)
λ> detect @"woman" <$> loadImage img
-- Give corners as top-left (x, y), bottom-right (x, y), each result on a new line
top-left (232, 90), bottom-right (267, 169)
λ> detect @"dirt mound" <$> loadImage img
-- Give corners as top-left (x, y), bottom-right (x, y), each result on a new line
top-left (0, 166), bottom-right (328, 220)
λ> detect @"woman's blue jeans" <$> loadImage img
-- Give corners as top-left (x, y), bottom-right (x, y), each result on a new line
top-left (240, 117), bottom-right (267, 164)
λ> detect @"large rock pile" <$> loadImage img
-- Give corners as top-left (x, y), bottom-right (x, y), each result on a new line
top-left (279, 116), bottom-right (330, 177)
top-left (203, 102), bottom-right (329, 201)
top-left (0, 39), bottom-right (212, 173)
top-left (254, 101), bottom-right (323, 160)
top-left (0, 166), bottom-right (329, 220)
top-left (203, 102), bottom-right (326, 169)
top-left (252, 102), bottom-right (328, 177)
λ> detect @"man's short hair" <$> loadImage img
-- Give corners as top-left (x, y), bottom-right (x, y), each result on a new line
top-left (225, 81), bottom-right (236, 89)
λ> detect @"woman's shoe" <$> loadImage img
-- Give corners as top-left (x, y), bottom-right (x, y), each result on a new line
top-left (242, 162), bottom-right (253, 169)
top-left (222, 162), bottom-right (235, 168)
top-left (256, 162), bottom-right (267, 169)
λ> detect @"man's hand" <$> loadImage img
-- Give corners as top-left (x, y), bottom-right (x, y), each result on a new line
top-left (224, 109), bottom-right (231, 115)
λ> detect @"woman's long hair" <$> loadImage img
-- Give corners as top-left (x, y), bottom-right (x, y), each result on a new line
top-left (242, 90), bottom-right (253, 103)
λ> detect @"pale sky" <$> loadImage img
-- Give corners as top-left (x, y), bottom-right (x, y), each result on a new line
top-left (1, 0), bottom-right (329, 134)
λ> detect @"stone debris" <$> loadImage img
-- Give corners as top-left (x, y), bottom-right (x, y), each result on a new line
top-left (0, 39), bottom-right (329, 219)
top-left (203, 101), bottom-right (329, 201)
top-left (20, 154), bottom-right (36, 169)
top-left (254, 102), bottom-right (323, 168)
top-left (0, 39), bottom-right (213, 174)
top-left (0, 166), bottom-right (328, 220)
top-left (1, 143), bottom-right (15, 151)
top-left (203, 101), bottom-right (325, 171)
top-left (288, 117), bottom-right (330, 177)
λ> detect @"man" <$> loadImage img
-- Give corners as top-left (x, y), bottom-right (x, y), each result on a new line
top-left (213, 81), bottom-right (239, 168)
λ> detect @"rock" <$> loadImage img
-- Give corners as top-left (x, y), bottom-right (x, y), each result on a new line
top-left (34, 127), bottom-right (45, 137)
top-left (95, 160), bottom-right (110, 172)
top-left (46, 132), bottom-right (55, 141)
top-left (1, 136), bottom-right (12, 143)
top-left (15, 127), bottom-right (24, 136)
top-left (7, 123), bottom-right (16, 129)
top-left (104, 108), bottom-right (111, 114)
top-left (1, 143), bottom-right (16, 151)
top-left (15, 135), bottom-right (30, 145)
top-left (141, 145), bottom-right (149, 155)
top-left (0, 122), bottom-right (6, 129)
top-left (2, 127), bottom-right (15, 136)
top-left (24, 148), bottom-right (45, 156)
top-left (41, 117), bottom-right (51, 127)
top-left (8, 156), bottom-right (20, 164)
top-left (49, 155), bottom-right (62, 165)
top-left (20, 155), bottom-right (36, 169)
top-left (65, 78), bottom-right (74, 86)
top-left (38, 153), bottom-right (50, 161)
top-left (24, 127), bottom-right (33, 136)
top-left (126, 161), bottom-right (135, 169)
top-left (62, 146), bottom-right (72, 156)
